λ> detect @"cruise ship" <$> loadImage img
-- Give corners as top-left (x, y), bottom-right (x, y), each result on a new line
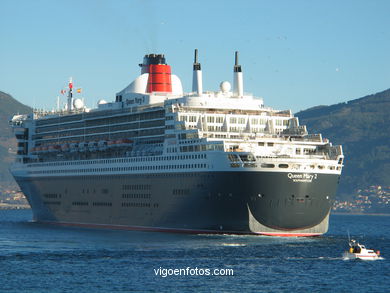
top-left (9, 50), bottom-right (344, 236)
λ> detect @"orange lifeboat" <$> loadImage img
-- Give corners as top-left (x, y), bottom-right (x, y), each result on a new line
top-left (107, 140), bottom-right (117, 148)
top-left (49, 144), bottom-right (61, 152)
top-left (115, 138), bottom-right (133, 147)
top-left (115, 139), bottom-right (124, 146)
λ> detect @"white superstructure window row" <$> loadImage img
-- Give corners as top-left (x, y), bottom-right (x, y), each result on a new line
top-left (27, 153), bottom-right (208, 168)
top-left (28, 162), bottom-right (209, 175)
top-left (177, 110), bottom-right (291, 136)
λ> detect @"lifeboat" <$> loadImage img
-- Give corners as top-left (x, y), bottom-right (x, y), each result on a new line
top-left (115, 139), bottom-right (124, 147)
top-left (115, 138), bottom-right (133, 147)
top-left (107, 140), bottom-right (117, 148)
top-left (49, 144), bottom-right (61, 152)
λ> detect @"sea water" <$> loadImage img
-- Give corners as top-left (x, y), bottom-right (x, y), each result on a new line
top-left (0, 210), bottom-right (389, 293)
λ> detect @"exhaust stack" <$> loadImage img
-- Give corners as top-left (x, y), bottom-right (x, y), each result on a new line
top-left (192, 49), bottom-right (203, 95)
top-left (139, 54), bottom-right (172, 93)
top-left (233, 51), bottom-right (244, 97)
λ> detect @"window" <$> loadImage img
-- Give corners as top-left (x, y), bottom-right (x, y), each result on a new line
top-left (216, 116), bottom-right (224, 123)
top-left (227, 154), bottom-right (240, 162)
top-left (206, 116), bottom-right (215, 123)
top-left (93, 202), bottom-right (112, 207)
top-left (261, 163), bottom-right (275, 168)
top-left (189, 116), bottom-right (197, 122)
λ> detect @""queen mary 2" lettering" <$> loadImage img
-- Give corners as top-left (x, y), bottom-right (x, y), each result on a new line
top-left (287, 173), bottom-right (318, 183)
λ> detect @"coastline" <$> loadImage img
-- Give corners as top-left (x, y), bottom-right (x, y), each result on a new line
top-left (332, 212), bottom-right (390, 216)
top-left (0, 204), bottom-right (31, 210)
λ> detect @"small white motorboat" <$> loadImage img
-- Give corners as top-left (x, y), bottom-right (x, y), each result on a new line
top-left (344, 239), bottom-right (381, 260)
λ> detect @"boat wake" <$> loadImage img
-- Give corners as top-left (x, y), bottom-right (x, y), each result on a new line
top-left (286, 256), bottom-right (342, 261)
top-left (342, 252), bottom-right (385, 261)
top-left (220, 243), bottom-right (247, 247)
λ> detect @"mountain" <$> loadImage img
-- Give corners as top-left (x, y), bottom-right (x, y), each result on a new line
top-left (0, 91), bottom-right (31, 182)
top-left (296, 89), bottom-right (390, 197)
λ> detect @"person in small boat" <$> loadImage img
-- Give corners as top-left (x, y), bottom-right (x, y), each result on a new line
top-left (353, 246), bottom-right (361, 253)
top-left (349, 240), bottom-right (361, 254)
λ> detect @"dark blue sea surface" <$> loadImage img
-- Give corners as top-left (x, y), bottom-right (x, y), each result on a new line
top-left (0, 210), bottom-right (389, 293)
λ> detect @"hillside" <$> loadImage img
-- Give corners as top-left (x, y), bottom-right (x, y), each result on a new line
top-left (296, 89), bottom-right (390, 197)
top-left (0, 91), bottom-right (31, 182)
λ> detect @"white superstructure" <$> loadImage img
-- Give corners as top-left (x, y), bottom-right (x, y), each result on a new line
top-left (10, 50), bottom-right (343, 179)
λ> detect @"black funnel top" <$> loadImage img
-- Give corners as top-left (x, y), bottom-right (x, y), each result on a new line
top-left (234, 51), bottom-right (242, 73)
top-left (142, 54), bottom-right (166, 65)
top-left (193, 49), bottom-right (201, 71)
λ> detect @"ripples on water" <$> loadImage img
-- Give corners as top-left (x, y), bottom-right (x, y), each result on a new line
top-left (0, 210), bottom-right (389, 293)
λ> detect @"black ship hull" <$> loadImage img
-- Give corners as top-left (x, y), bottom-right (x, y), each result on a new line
top-left (14, 171), bottom-right (340, 236)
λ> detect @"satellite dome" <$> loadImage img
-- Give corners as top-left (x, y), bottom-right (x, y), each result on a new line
top-left (220, 81), bottom-right (231, 93)
top-left (98, 99), bottom-right (107, 105)
top-left (73, 98), bottom-right (84, 109)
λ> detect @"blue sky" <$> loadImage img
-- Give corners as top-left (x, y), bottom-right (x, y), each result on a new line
top-left (1, 0), bottom-right (389, 113)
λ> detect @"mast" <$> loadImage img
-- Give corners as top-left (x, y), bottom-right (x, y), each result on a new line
top-left (192, 49), bottom-right (203, 95)
top-left (67, 77), bottom-right (73, 111)
top-left (233, 51), bottom-right (244, 97)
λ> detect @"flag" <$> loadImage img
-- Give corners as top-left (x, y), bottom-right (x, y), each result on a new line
top-left (60, 89), bottom-right (66, 95)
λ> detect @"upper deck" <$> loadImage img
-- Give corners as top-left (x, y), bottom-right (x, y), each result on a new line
top-left (9, 50), bottom-right (343, 169)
